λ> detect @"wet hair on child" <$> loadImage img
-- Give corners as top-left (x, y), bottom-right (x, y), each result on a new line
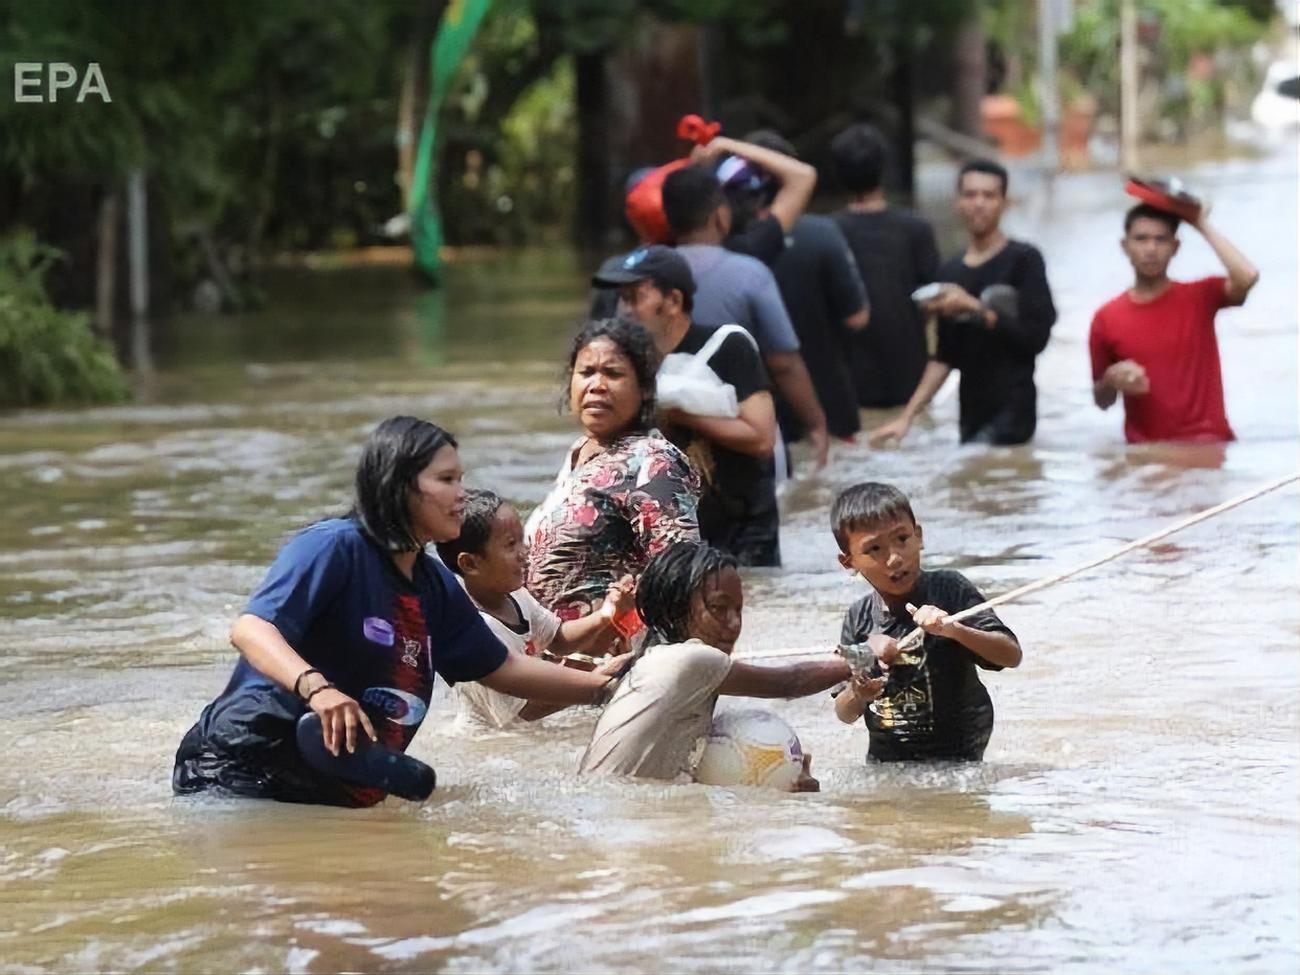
top-left (636, 540), bottom-right (738, 645)
top-left (434, 488), bottom-right (505, 575)
top-left (830, 482), bottom-right (917, 553)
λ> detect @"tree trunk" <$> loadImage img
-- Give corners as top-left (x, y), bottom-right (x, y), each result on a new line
top-left (574, 49), bottom-right (612, 251)
top-left (95, 189), bottom-right (118, 340)
top-left (889, 29), bottom-right (917, 205)
top-left (951, 15), bottom-right (987, 139)
top-left (608, 18), bottom-right (707, 174)
top-left (126, 168), bottom-right (152, 374)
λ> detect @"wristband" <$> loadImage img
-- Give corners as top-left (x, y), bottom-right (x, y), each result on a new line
top-left (306, 682), bottom-right (337, 704)
top-left (294, 668), bottom-right (323, 699)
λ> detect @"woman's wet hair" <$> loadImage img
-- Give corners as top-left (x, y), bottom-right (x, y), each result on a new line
top-left (352, 415), bottom-right (457, 551)
top-left (434, 488), bottom-right (505, 575)
top-left (636, 540), bottom-right (738, 645)
top-left (564, 317), bottom-right (659, 432)
top-left (830, 482), bottom-right (917, 553)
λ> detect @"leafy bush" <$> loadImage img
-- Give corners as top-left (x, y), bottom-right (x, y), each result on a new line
top-left (1059, 0), bottom-right (1270, 133)
top-left (0, 233), bottom-right (129, 408)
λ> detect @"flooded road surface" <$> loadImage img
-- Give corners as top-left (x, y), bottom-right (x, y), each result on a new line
top-left (1, 141), bottom-right (1296, 973)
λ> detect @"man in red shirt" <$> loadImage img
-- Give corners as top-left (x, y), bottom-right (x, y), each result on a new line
top-left (1089, 203), bottom-right (1260, 443)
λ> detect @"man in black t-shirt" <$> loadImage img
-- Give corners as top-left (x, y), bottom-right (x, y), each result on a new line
top-left (593, 246), bottom-right (782, 566)
top-left (869, 159), bottom-right (1056, 446)
top-left (828, 123), bottom-right (940, 408)
top-left (740, 130), bottom-right (870, 442)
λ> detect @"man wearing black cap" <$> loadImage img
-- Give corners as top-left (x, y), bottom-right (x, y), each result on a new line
top-left (594, 246), bottom-right (782, 567)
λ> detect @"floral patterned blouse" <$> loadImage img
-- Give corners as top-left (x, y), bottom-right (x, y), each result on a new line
top-left (525, 430), bottom-right (701, 621)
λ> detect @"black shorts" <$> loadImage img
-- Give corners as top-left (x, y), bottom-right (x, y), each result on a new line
top-left (173, 684), bottom-right (355, 806)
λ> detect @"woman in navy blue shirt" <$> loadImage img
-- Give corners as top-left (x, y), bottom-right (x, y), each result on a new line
top-left (174, 416), bottom-right (621, 806)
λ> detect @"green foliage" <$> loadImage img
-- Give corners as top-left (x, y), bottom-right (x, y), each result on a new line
top-left (0, 233), bottom-right (128, 408)
top-left (438, 5), bottom-right (576, 245)
top-left (1059, 0), bottom-right (1270, 130)
top-left (0, 0), bottom-right (1005, 268)
top-left (1, 0), bottom-right (408, 272)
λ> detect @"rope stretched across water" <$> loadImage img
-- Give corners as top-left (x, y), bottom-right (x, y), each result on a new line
top-left (736, 471), bottom-right (1300, 662)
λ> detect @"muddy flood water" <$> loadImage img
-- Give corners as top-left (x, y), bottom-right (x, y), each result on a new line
top-left (1, 143), bottom-right (1297, 973)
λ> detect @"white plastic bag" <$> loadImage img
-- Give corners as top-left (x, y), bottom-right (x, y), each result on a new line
top-left (657, 353), bottom-right (739, 417)
top-left (655, 324), bottom-right (758, 418)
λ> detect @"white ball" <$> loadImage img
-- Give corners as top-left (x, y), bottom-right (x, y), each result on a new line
top-left (694, 708), bottom-right (804, 791)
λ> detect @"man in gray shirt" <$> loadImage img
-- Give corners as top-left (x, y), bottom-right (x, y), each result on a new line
top-left (663, 164), bottom-right (830, 469)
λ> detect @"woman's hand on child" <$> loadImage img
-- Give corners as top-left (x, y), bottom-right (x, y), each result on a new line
top-left (906, 602), bottom-right (960, 638)
top-left (594, 652), bottom-right (632, 679)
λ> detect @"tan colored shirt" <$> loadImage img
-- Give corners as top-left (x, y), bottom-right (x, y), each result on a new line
top-left (579, 640), bottom-right (733, 781)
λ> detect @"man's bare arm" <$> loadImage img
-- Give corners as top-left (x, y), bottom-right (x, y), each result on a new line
top-left (1193, 215), bottom-right (1260, 305)
top-left (703, 135), bottom-right (816, 232)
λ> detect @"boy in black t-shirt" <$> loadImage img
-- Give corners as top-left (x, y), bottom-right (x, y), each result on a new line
top-left (593, 246), bottom-right (781, 566)
top-left (829, 482), bottom-right (1022, 761)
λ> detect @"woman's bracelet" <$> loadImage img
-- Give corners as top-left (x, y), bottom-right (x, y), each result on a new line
top-left (305, 682), bottom-right (337, 704)
top-left (293, 667), bottom-right (323, 699)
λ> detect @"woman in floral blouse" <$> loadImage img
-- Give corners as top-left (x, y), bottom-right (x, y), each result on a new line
top-left (526, 318), bottom-right (701, 624)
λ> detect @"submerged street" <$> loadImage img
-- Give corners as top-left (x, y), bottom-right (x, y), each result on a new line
top-left (0, 141), bottom-right (1296, 973)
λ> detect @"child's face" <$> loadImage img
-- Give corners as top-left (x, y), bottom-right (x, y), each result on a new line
top-left (466, 505), bottom-right (527, 594)
top-left (687, 566), bottom-right (744, 654)
top-left (837, 516), bottom-right (923, 597)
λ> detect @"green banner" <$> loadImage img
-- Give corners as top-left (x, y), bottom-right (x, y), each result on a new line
top-left (410, 0), bottom-right (493, 282)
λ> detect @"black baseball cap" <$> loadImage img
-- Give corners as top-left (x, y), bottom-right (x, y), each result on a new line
top-left (591, 245), bottom-right (696, 299)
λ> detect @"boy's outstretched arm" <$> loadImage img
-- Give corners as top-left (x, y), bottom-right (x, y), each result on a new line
top-left (550, 612), bottom-right (617, 656)
top-left (548, 576), bottom-right (634, 655)
top-left (907, 603), bottom-right (1022, 668)
top-left (719, 657), bottom-right (850, 698)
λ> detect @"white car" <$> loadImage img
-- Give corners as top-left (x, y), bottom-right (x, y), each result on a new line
top-left (1251, 60), bottom-right (1300, 130)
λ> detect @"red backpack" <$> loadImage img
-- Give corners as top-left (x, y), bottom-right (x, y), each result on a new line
top-left (623, 115), bottom-right (721, 244)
